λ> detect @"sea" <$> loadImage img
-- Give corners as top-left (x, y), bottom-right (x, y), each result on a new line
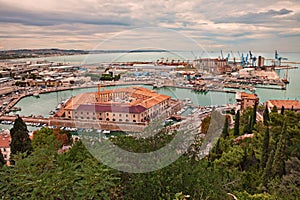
top-left (1, 51), bottom-right (299, 131)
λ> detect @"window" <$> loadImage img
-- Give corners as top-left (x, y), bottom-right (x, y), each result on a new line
top-left (87, 112), bottom-right (89, 114)
top-left (113, 119), bottom-right (116, 121)
top-left (133, 114), bottom-right (135, 118)
top-left (99, 118), bottom-right (102, 120)
top-left (133, 120), bottom-right (136, 122)
top-left (106, 118), bottom-right (110, 121)
top-left (106, 113), bottom-right (109, 116)
top-left (119, 119), bottom-right (122, 122)
top-left (113, 114), bottom-right (115, 116)
top-left (99, 113), bottom-right (102, 116)
top-left (126, 114), bottom-right (128, 117)
top-left (87, 117), bottom-right (90, 119)
top-left (93, 117), bottom-right (96, 120)
top-left (119, 114), bottom-right (122, 117)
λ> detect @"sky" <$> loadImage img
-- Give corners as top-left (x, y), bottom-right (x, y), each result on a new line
top-left (0, 0), bottom-right (299, 52)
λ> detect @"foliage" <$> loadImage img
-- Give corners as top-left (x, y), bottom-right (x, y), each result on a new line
top-left (261, 127), bottom-right (270, 170)
top-left (234, 110), bottom-right (240, 136)
top-left (221, 116), bottom-right (229, 138)
top-left (10, 117), bottom-right (32, 156)
top-left (263, 105), bottom-right (270, 126)
top-left (0, 128), bottom-right (120, 199)
top-left (1, 108), bottom-right (299, 199)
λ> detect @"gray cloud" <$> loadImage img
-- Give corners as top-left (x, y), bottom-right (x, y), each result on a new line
top-left (214, 8), bottom-right (293, 24)
top-left (0, 0), bottom-right (299, 51)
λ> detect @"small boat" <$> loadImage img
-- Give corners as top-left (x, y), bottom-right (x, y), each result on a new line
top-left (49, 110), bottom-right (56, 115)
top-left (10, 107), bottom-right (21, 112)
top-left (282, 79), bottom-right (289, 84)
top-left (33, 92), bottom-right (40, 98)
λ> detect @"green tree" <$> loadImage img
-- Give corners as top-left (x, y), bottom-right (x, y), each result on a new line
top-left (262, 149), bottom-right (275, 188)
top-left (221, 116), bottom-right (229, 138)
top-left (281, 106), bottom-right (285, 115)
top-left (273, 157), bottom-right (300, 199)
top-left (0, 128), bottom-right (120, 199)
top-left (244, 115), bottom-right (253, 134)
top-left (10, 116), bottom-right (32, 156)
top-left (261, 126), bottom-right (270, 170)
top-left (251, 102), bottom-right (257, 130)
top-left (271, 106), bottom-right (278, 113)
top-left (234, 110), bottom-right (240, 136)
top-left (272, 123), bottom-right (287, 178)
top-left (263, 105), bottom-right (270, 126)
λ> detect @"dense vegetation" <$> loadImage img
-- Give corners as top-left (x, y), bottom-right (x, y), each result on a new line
top-left (0, 107), bottom-right (299, 199)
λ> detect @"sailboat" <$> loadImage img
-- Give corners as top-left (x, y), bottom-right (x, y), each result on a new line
top-left (282, 67), bottom-right (290, 84)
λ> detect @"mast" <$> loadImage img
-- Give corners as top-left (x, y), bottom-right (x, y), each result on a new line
top-left (97, 84), bottom-right (101, 102)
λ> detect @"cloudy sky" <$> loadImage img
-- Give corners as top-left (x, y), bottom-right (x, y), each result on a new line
top-left (0, 0), bottom-right (299, 52)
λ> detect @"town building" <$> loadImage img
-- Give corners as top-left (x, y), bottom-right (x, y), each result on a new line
top-left (55, 86), bottom-right (180, 132)
top-left (266, 100), bottom-right (300, 113)
top-left (236, 92), bottom-right (259, 111)
top-left (0, 130), bottom-right (11, 166)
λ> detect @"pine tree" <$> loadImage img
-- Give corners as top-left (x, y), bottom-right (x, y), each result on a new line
top-left (263, 105), bottom-right (270, 126)
top-left (281, 106), bottom-right (285, 115)
top-left (234, 110), bottom-right (240, 136)
top-left (261, 126), bottom-right (270, 170)
top-left (10, 116), bottom-right (32, 155)
top-left (221, 117), bottom-right (229, 138)
top-left (243, 115), bottom-right (253, 134)
top-left (271, 105), bottom-right (278, 113)
top-left (272, 123), bottom-right (287, 178)
top-left (262, 149), bottom-right (275, 188)
top-left (251, 102), bottom-right (257, 130)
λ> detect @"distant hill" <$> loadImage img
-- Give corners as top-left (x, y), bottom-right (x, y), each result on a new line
top-left (0, 49), bottom-right (167, 60)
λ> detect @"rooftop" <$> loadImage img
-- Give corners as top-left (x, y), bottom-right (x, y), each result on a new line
top-left (268, 100), bottom-right (300, 109)
top-left (63, 86), bottom-right (170, 112)
top-left (236, 92), bottom-right (259, 100)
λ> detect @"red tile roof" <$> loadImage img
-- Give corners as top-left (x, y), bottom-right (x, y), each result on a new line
top-left (268, 100), bottom-right (300, 109)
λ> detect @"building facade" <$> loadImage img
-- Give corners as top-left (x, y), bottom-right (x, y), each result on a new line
top-left (236, 92), bottom-right (259, 111)
top-left (56, 87), bottom-right (177, 131)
